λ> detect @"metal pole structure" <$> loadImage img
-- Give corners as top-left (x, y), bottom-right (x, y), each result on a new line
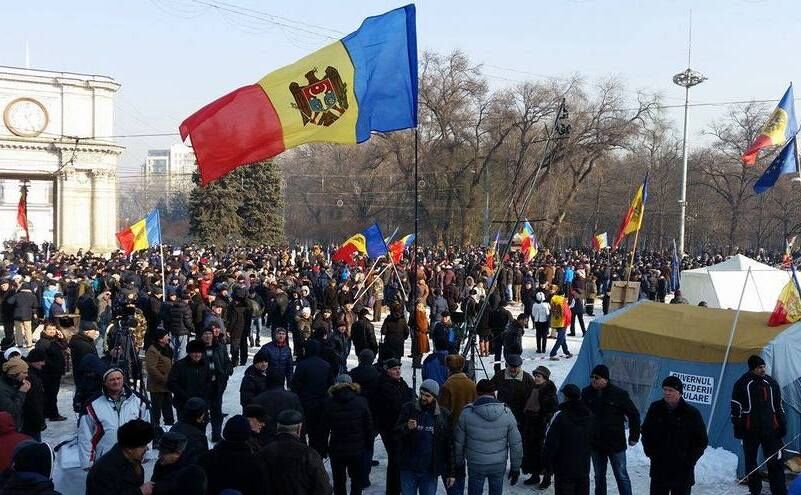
top-left (411, 127), bottom-right (419, 390)
top-left (673, 13), bottom-right (706, 258)
top-left (483, 162), bottom-right (490, 246)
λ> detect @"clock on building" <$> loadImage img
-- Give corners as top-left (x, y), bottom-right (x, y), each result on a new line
top-left (3, 97), bottom-right (48, 137)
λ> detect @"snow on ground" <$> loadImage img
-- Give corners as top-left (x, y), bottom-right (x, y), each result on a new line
top-left (44, 301), bottom-right (748, 494)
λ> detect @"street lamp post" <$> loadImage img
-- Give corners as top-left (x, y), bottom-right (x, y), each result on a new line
top-left (673, 67), bottom-right (706, 258)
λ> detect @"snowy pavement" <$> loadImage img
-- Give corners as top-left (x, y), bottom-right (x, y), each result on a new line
top-left (43, 301), bottom-right (749, 494)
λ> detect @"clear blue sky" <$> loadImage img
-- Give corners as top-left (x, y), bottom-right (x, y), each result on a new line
top-left (2, 0), bottom-right (799, 178)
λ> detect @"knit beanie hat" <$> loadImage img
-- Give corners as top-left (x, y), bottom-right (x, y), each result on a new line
top-left (476, 379), bottom-right (496, 396)
top-left (533, 366), bottom-right (551, 380)
top-left (223, 415), bottom-right (251, 442)
top-left (591, 364), bottom-right (610, 381)
top-left (562, 384), bottom-right (581, 401)
top-left (662, 375), bottom-right (683, 394)
top-left (420, 379), bottom-right (440, 397)
top-left (11, 441), bottom-right (52, 477)
top-left (358, 349), bottom-right (375, 364)
top-left (748, 355), bottom-right (766, 371)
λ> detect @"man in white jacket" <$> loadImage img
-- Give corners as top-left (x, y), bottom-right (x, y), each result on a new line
top-left (78, 367), bottom-right (150, 468)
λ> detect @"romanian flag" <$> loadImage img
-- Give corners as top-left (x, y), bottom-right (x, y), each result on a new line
top-left (592, 232), bottom-right (608, 251)
top-left (742, 84), bottom-right (798, 165)
top-left (388, 234), bottom-right (415, 263)
top-left (768, 267), bottom-right (801, 326)
top-left (116, 210), bottom-right (161, 255)
top-left (332, 233), bottom-right (367, 265)
top-left (332, 223), bottom-right (388, 264)
top-left (180, 5), bottom-right (417, 185)
top-left (613, 175), bottom-right (648, 250)
top-left (519, 221), bottom-right (538, 262)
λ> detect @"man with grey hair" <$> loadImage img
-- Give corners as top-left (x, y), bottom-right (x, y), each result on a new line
top-left (257, 409), bottom-right (333, 494)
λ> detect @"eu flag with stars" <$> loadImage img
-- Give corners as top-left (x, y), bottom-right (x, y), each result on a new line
top-left (754, 137), bottom-right (798, 194)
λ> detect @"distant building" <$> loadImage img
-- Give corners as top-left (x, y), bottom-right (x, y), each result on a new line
top-left (141, 143), bottom-right (195, 205)
top-left (0, 65), bottom-right (123, 251)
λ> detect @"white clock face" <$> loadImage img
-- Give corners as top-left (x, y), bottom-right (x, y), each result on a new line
top-left (4, 98), bottom-right (48, 137)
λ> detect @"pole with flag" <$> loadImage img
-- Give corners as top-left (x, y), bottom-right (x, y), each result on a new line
top-left (613, 174), bottom-right (648, 280)
top-left (17, 181), bottom-right (30, 241)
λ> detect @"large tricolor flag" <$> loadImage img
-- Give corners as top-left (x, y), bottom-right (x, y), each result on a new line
top-left (592, 232), bottom-right (608, 251)
top-left (519, 221), bottom-right (538, 262)
top-left (486, 230), bottom-right (500, 270)
top-left (388, 234), bottom-right (415, 263)
top-left (116, 210), bottom-right (161, 255)
top-left (180, 5), bottom-right (418, 185)
top-left (16, 185), bottom-right (29, 241)
top-left (742, 84), bottom-right (798, 165)
top-left (768, 266), bottom-right (801, 326)
top-left (613, 175), bottom-right (648, 250)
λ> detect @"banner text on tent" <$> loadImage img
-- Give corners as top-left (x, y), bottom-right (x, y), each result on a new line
top-left (668, 371), bottom-right (714, 405)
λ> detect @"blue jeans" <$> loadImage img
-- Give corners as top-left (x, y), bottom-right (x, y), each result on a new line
top-left (251, 317), bottom-right (262, 342)
top-left (549, 328), bottom-right (569, 357)
top-left (467, 469), bottom-right (504, 495)
top-left (400, 470), bottom-right (437, 495)
top-left (591, 450), bottom-right (632, 495)
top-left (172, 334), bottom-right (188, 361)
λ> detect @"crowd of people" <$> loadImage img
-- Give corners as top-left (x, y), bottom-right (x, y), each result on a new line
top-left (0, 240), bottom-right (795, 495)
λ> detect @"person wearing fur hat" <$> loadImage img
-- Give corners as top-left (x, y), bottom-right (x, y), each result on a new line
top-left (731, 355), bottom-right (787, 495)
top-left (86, 418), bottom-right (155, 495)
top-left (169, 398), bottom-right (210, 465)
top-left (544, 384), bottom-right (594, 495)
top-left (351, 307), bottom-right (378, 357)
top-left (520, 366), bottom-right (558, 488)
top-left (1, 440), bottom-right (60, 495)
top-left (580, 364), bottom-right (640, 495)
top-left (78, 368), bottom-right (150, 469)
top-left (372, 358), bottom-right (414, 495)
top-left (239, 350), bottom-right (270, 409)
top-left (197, 415), bottom-right (268, 495)
top-left (642, 376), bottom-right (708, 495)
top-left (167, 339), bottom-right (211, 418)
top-left (145, 327), bottom-right (175, 427)
top-left (397, 379), bottom-right (455, 495)
top-left (0, 357), bottom-right (30, 432)
top-left (323, 373), bottom-right (373, 495)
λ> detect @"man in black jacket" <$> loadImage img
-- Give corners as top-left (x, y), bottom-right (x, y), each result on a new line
top-left (371, 358), bottom-right (414, 495)
top-left (291, 339), bottom-right (333, 456)
top-left (544, 384), bottom-right (595, 495)
top-left (34, 322), bottom-right (67, 421)
top-left (239, 350), bottom-right (270, 409)
top-left (581, 364), bottom-right (640, 495)
top-left (252, 371), bottom-right (304, 440)
top-left (169, 398), bottom-right (210, 465)
top-left (22, 349), bottom-right (47, 441)
top-left (167, 339), bottom-right (210, 418)
top-left (642, 376), bottom-right (708, 495)
top-left (731, 355), bottom-right (787, 495)
top-left (350, 308), bottom-right (378, 356)
top-left (161, 288), bottom-right (194, 360)
top-left (86, 419), bottom-right (155, 495)
top-left (323, 374), bottom-right (373, 495)
top-left (7, 283), bottom-right (38, 348)
top-left (197, 415), bottom-right (267, 495)
top-left (257, 409), bottom-right (333, 494)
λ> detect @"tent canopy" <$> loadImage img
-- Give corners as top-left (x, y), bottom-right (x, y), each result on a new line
top-left (564, 301), bottom-right (801, 474)
top-left (680, 254), bottom-right (789, 311)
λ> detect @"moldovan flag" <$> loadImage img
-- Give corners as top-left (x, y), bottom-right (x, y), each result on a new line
top-left (613, 175), bottom-right (648, 250)
top-left (742, 84), bottom-right (798, 165)
top-left (519, 221), bottom-right (538, 262)
top-left (116, 210), bottom-right (161, 255)
top-left (768, 268), bottom-right (801, 326)
top-left (592, 232), bottom-right (608, 251)
top-left (389, 234), bottom-right (415, 263)
top-left (180, 5), bottom-right (417, 185)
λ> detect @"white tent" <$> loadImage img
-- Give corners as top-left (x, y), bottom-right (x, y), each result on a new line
top-left (680, 254), bottom-right (790, 311)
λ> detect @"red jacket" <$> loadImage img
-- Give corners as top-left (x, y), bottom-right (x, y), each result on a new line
top-left (0, 411), bottom-right (31, 471)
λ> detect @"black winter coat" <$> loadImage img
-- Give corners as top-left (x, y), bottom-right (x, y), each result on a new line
top-left (85, 444), bottom-right (144, 495)
top-left (160, 300), bottom-right (193, 337)
top-left (68, 333), bottom-right (98, 380)
top-left (226, 298), bottom-right (252, 341)
top-left (35, 334), bottom-right (66, 376)
top-left (642, 398), bottom-right (708, 486)
top-left (7, 289), bottom-right (38, 321)
top-left (349, 363), bottom-right (380, 401)
top-left (581, 382), bottom-right (641, 454)
top-left (396, 400), bottom-right (453, 476)
top-left (543, 400), bottom-right (595, 480)
top-left (76, 294), bottom-right (99, 323)
top-left (197, 440), bottom-right (266, 495)
top-left (491, 370), bottom-right (535, 426)
top-left (521, 380), bottom-right (558, 474)
top-left (240, 365), bottom-right (269, 408)
top-left (322, 383), bottom-right (373, 459)
top-left (257, 432), bottom-right (333, 495)
top-left (0, 472), bottom-right (61, 495)
top-left (291, 341), bottom-right (332, 408)
top-left (169, 421), bottom-right (209, 465)
top-left (730, 371), bottom-right (785, 439)
top-left (21, 367), bottom-right (45, 435)
top-left (167, 356), bottom-right (211, 410)
top-left (371, 372), bottom-right (414, 433)
top-left (350, 316), bottom-right (378, 355)
top-left (252, 387), bottom-right (304, 439)
top-left (380, 313), bottom-right (409, 360)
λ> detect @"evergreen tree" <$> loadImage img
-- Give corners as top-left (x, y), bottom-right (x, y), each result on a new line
top-left (188, 161), bottom-right (285, 244)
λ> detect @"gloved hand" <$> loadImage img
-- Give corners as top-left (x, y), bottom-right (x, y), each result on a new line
top-left (508, 469), bottom-right (520, 486)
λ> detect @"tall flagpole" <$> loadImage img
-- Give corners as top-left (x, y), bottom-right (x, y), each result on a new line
top-left (411, 127), bottom-right (420, 389)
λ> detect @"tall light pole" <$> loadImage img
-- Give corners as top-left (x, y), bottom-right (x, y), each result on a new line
top-left (673, 68), bottom-right (706, 257)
